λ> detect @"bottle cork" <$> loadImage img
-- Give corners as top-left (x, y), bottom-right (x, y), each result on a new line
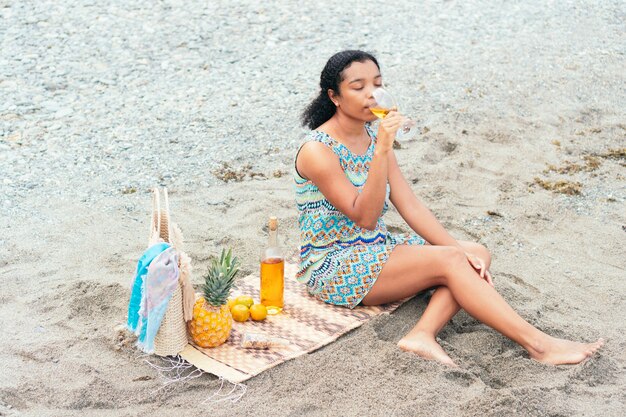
top-left (268, 216), bottom-right (278, 231)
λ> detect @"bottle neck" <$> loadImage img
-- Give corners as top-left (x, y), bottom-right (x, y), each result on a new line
top-left (268, 229), bottom-right (278, 247)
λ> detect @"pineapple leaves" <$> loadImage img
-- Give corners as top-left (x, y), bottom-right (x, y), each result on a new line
top-left (202, 248), bottom-right (240, 307)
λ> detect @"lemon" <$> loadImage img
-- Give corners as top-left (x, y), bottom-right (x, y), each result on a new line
top-left (249, 304), bottom-right (268, 321)
top-left (231, 304), bottom-right (250, 322)
top-left (227, 298), bottom-right (237, 310)
top-left (234, 295), bottom-right (254, 309)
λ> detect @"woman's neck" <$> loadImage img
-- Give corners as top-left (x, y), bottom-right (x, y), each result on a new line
top-left (326, 112), bottom-right (366, 143)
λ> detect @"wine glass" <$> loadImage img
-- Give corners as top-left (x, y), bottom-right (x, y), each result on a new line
top-left (370, 87), bottom-right (417, 141)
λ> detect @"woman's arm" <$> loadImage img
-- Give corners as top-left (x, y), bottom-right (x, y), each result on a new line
top-left (387, 151), bottom-right (462, 248)
top-left (297, 141), bottom-right (389, 230)
top-left (297, 113), bottom-right (403, 230)
top-left (388, 152), bottom-right (492, 283)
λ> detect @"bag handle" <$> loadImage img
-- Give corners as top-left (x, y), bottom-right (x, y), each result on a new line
top-left (149, 187), bottom-right (161, 245)
top-left (159, 188), bottom-right (171, 243)
top-left (148, 187), bottom-right (173, 245)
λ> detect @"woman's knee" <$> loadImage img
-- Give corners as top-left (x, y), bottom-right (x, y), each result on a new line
top-left (439, 245), bottom-right (495, 286)
top-left (440, 246), bottom-right (467, 276)
top-left (461, 241), bottom-right (491, 265)
top-left (455, 241), bottom-right (494, 282)
top-left (476, 243), bottom-right (491, 265)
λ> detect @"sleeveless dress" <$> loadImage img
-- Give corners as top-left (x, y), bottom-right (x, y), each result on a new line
top-left (293, 125), bottom-right (426, 309)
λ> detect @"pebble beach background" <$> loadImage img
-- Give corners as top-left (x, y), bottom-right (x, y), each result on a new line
top-left (1, 0), bottom-right (625, 416)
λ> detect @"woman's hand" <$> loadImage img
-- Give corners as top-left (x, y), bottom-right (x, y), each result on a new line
top-left (465, 252), bottom-right (494, 286)
top-left (376, 110), bottom-right (404, 153)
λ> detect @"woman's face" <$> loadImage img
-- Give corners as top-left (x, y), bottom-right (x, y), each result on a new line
top-left (329, 59), bottom-right (382, 123)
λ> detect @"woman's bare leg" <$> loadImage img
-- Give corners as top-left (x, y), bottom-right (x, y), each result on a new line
top-left (361, 245), bottom-right (604, 365)
top-left (397, 286), bottom-right (460, 365)
top-left (396, 241), bottom-right (491, 365)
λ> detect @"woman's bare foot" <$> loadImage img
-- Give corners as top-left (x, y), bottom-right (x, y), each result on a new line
top-left (528, 335), bottom-right (604, 365)
top-left (397, 330), bottom-right (457, 367)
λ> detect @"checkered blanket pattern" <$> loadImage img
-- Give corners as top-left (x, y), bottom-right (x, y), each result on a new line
top-left (181, 262), bottom-right (410, 382)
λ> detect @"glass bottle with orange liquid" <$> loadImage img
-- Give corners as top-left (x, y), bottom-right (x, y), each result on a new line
top-left (260, 216), bottom-right (284, 314)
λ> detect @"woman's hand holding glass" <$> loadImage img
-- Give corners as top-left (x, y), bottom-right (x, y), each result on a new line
top-left (370, 87), bottom-right (417, 142)
top-left (375, 110), bottom-right (404, 152)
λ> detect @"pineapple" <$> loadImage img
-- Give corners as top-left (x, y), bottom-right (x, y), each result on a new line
top-left (188, 248), bottom-right (240, 348)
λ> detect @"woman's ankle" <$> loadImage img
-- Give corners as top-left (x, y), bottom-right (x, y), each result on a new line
top-left (523, 333), bottom-right (550, 358)
top-left (403, 327), bottom-right (438, 340)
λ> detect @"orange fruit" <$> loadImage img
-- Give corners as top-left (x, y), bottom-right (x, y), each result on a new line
top-left (231, 304), bottom-right (250, 322)
top-left (234, 295), bottom-right (254, 309)
top-left (227, 298), bottom-right (237, 310)
top-left (249, 304), bottom-right (267, 321)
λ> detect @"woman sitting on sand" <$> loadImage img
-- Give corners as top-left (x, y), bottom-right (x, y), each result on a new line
top-left (293, 50), bottom-right (603, 366)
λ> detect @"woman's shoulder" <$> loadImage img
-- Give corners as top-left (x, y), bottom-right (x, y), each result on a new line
top-left (297, 130), bottom-right (341, 158)
top-left (294, 131), bottom-right (341, 182)
top-left (306, 129), bottom-right (338, 147)
top-left (298, 134), bottom-right (340, 161)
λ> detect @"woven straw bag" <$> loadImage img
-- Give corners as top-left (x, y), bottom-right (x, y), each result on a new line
top-left (150, 187), bottom-right (189, 356)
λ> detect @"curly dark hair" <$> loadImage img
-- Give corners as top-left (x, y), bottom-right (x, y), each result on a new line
top-left (301, 50), bottom-right (380, 130)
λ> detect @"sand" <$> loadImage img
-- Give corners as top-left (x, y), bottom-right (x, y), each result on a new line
top-left (1, 0), bottom-right (625, 416)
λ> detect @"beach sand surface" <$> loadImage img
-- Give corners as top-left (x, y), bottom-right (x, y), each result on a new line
top-left (1, 1), bottom-right (625, 416)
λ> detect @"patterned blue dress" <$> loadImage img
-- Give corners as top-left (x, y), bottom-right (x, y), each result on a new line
top-left (293, 125), bottom-right (426, 309)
